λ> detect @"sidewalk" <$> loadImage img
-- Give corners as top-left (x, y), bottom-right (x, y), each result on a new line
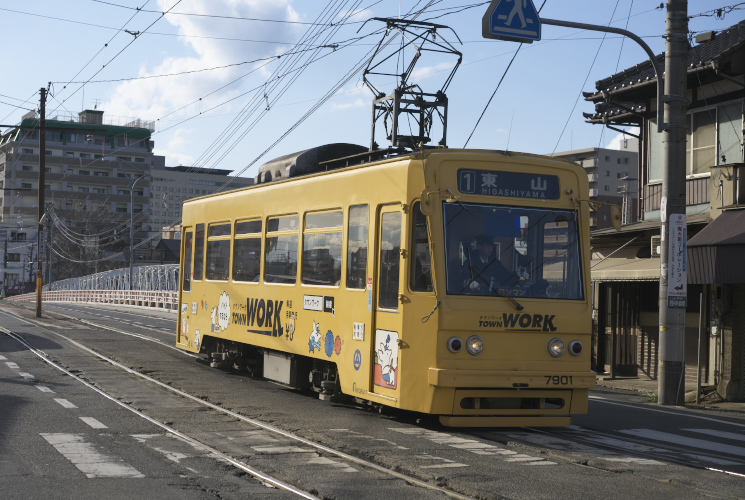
top-left (595, 374), bottom-right (745, 414)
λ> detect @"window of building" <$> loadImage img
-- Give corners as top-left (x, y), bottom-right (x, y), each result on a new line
top-left (135, 157), bottom-right (144, 163)
top-left (117, 156), bottom-right (132, 162)
top-left (22, 165), bottom-right (32, 171)
top-left (7, 253), bottom-right (20, 262)
top-left (233, 219), bottom-right (262, 282)
top-left (44, 167), bottom-right (51, 173)
top-left (604, 185), bottom-right (610, 192)
top-left (78, 187), bottom-right (89, 193)
top-left (624, 157), bottom-right (629, 164)
top-left (617, 172), bottom-right (623, 178)
top-left (92, 188), bottom-right (108, 194)
top-left (617, 186), bottom-right (624, 193)
top-left (605, 155), bottom-right (610, 162)
top-left (80, 153), bottom-right (91, 159)
top-left (80, 170), bottom-right (90, 175)
top-left (65, 152), bottom-right (74, 158)
top-left (95, 154), bottom-right (103, 159)
top-left (93, 171), bottom-right (108, 177)
top-left (686, 108), bottom-right (716, 176)
top-left (67, 133), bottom-right (77, 143)
top-left (265, 215), bottom-right (298, 284)
top-left (45, 150), bottom-right (52, 156)
top-left (617, 158), bottom-right (622, 164)
top-left (22, 148), bottom-right (34, 154)
top-left (605, 170), bottom-right (610, 176)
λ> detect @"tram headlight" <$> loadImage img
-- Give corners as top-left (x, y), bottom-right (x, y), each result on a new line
top-left (569, 340), bottom-right (584, 356)
top-left (465, 335), bottom-right (484, 356)
top-left (447, 337), bottom-right (463, 353)
top-left (547, 337), bottom-right (565, 358)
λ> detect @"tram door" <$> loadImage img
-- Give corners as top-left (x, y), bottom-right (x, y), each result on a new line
top-left (372, 206), bottom-right (403, 398)
top-left (177, 228), bottom-right (193, 346)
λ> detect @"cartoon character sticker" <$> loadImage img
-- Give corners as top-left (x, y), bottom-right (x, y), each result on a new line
top-left (374, 329), bottom-right (399, 390)
top-left (324, 330), bottom-right (334, 357)
top-left (309, 321), bottom-right (322, 353)
top-left (210, 292), bottom-right (231, 333)
top-left (194, 329), bottom-right (202, 351)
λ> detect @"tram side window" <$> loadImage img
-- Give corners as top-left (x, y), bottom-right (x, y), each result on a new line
top-left (233, 219), bottom-right (262, 282)
top-left (379, 212), bottom-right (402, 309)
top-left (182, 230), bottom-right (193, 292)
top-left (206, 223), bottom-right (231, 281)
top-left (193, 223), bottom-right (205, 281)
top-left (265, 215), bottom-right (298, 284)
top-left (303, 211), bottom-right (343, 286)
top-left (410, 202), bottom-right (433, 292)
top-left (346, 205), bottom-right (368, 289)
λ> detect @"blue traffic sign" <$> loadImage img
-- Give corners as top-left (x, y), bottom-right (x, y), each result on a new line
top-left (482, 0), bottom-right (541, 43)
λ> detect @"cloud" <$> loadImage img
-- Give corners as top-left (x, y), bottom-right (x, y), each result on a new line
top-left (101, 0), bottom-right (302, 126)
top-left (156, 128), bottom-right (195, 166)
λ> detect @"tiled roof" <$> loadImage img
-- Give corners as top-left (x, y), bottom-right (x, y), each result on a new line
top-left (587, 19), bottom-right (745, 99)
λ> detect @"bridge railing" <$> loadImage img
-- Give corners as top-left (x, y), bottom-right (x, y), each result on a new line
top-left (5, 289), bottom-right (178, 310)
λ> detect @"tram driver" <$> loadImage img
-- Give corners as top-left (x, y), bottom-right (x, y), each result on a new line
top-left (461, 234), bottom-right (518, 295)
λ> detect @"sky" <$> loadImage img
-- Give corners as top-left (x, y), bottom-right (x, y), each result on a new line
top-left (1, 0), bottom-right (742, 180)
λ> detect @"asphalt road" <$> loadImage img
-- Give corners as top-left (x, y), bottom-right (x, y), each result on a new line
top-left (1, 301), bottom-right (743, 500)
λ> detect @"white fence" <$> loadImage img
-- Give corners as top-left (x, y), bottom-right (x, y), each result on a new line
top-left (5, 289), bottom-right (178, 310)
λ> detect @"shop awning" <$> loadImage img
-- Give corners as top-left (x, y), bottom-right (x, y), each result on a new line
top-left (688, 208), bottom-right (745, 284)
top-left (590, 257), bottom-right (660, 281)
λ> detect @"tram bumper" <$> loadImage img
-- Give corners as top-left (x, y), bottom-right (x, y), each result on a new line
top-left (429, 368), bottom-right (596, 427)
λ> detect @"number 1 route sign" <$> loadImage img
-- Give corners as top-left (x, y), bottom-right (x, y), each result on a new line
top-left (482, 0), bottom-right (541, 43)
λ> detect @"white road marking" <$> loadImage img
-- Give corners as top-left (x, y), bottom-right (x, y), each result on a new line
top-left (684, 429), bottom-right (745, 442)
top-left (80, 417), bottom-right (108, 429)
top-left (391, 427), bottom-right (553, 465)
top-left (35, 385), bottom-right (54, 393)
top-left (604, 457), bottom-right (665, 465)
top-left (589, 396), bottom-right (745, 428)
top-left (252, 446), bottom-right (313, 454)
top-left (41, 433), bottom-right (143, 478)
top-left (5, 361), bottom-right (20, 369)
top-left (18, 372), bottom-right (35, 380)
top-left (54, 398), bottom-right (78, 409)
top-left (416, 454), bottom-right (469, 468)
top-left (620, 429), bottom-right (745, 457)
top-left (0, 355), bottom-right (6, 360)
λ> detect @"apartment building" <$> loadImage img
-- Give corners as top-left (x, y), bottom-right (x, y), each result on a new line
top-left (552, 139), bottom-right (639, 230)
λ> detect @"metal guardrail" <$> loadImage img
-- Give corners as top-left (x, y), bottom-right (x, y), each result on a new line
top-left (5, 289), bottom-right (178, 310)
top-left (48, 265), bottom-right (179, 292)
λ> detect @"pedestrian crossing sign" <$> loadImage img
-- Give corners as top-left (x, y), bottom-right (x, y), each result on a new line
top-left (482, 0), bottom-right (542, 43)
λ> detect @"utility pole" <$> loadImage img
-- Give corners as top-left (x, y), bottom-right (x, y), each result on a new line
top-left (36, 87), bottom-right (46, 317)
top-left (658, 0), bottom-right (689, 405)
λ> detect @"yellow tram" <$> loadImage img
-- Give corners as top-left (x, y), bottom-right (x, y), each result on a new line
top-left (176, 144), bottom-right (595, 426)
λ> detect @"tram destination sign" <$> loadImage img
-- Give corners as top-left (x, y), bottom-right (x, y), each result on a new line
top-left (458, 169), bottom-right (560, 200)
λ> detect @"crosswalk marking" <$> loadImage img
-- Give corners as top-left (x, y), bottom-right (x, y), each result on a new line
top-left (5, 361), bottom-right (20, 369)
top-left (619, 429), bottom-right (745, 458)
top-left (80, 417), bottom-right (108, 429)
top-left (391, 427), bottom-right (552, 465)
top-left (684, 428), bottom-right (745, 443)
top-left (35, 385), bottom-right (54, 393)
top-left (54, 398), bottom-right (78, 409)
top-left (41, 433), bottom-right (143, 478)
top-left (0, 355), bottom-right (7, 360)
top-left (18, 372), bottom-right (35, 380)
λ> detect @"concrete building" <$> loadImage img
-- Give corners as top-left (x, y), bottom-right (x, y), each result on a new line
top-left (0, 109), bottom-right (162, 289)
top-left (149, 166), bottom-right (253, 232)
top-left (552, 139), bottom-right (639, 230)
top-left (0, 108), bottom-right (256, 290)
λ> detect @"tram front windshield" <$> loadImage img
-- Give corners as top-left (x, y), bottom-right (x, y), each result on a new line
top-left (443, 202), bottom-right (583, 300)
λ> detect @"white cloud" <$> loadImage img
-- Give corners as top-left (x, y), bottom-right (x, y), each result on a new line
top-left (156, 128), bottom-right (195, 166)
top-left (101, 0), bottom-right (302, 126)
top-left (338, 8), bottom-right (373, 23)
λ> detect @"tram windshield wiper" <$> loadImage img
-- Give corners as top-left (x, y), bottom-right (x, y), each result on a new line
top-left (488, 281), bottom-right (524, 311)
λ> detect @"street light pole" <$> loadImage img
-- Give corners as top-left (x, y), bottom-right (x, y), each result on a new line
top-left (129, 175), bottom-right (144, 291)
